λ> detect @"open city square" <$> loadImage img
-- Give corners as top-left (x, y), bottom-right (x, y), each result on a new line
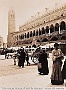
top-left (0, 0), bottom-right (66, 90)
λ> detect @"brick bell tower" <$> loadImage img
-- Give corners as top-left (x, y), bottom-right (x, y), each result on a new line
top-left (7, 9), bottom-right (16, 47)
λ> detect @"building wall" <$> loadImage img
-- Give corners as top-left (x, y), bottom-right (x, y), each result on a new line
top-left (0, 36), bottom-right (3, 47)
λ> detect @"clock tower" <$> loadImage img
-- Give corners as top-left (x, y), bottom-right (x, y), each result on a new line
top-left (8, 9), bottom-right (16, 34)
top-left (7, 9), bottom-right (16, 47)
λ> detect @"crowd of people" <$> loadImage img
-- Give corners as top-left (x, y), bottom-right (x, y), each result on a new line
top-left (37, 43), bottom-right (66, 85)
top-left (4, 43), bottom-right (66, 85)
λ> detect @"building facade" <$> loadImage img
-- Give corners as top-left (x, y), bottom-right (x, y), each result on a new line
top-left (7, 5), bottom-right (66, 48)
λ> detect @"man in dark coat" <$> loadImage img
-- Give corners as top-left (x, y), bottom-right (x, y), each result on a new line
top-left (25, 51), bottom-right (30, 66)
top-left (19, 48), bottom-right (26, 68)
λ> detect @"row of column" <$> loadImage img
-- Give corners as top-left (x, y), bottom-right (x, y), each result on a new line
top-left (18, 27), bottom-right (62, 40)
top-left (17, 27), bottom-right (64, 40)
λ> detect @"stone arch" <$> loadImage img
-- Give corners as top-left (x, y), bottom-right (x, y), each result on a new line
top-left (55, 23), bottom-right (59, 31)
top-left (50, 37), bottom-right (58, 41)
top-left (42, 38), bottom-right (48, 42)
top-left (60, 21), bottom-right (66, 30)
top-left (61, 35), bottom-right (66, 40)
top-left (46, 26), bottom-right (49, 33)
top-left (50, 24), bottom-right (54, 33)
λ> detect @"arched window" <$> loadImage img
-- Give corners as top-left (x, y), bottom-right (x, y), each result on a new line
top-left (25, 33), bottom-right (26, 38)
top-left (30, 31), bottom-right (32, 37)
top-left (60, 21), bottom-right (66, 30)
top-left (42, 27), bottom-right (45, 34)
top-left (33, 30), bottom-right (35, 36)
top-left (46, 26), bottom-right (49, 33)
top-left (39, 28), bottom-right (41, 35)
top-left (27, 32), bottom-right (29, 38)
top-left (55, 23), bottom-right (59, 31)
top-left (50, 24), bottom-right (54, 33)
top-left (20, 35), bottom-right (22, 39)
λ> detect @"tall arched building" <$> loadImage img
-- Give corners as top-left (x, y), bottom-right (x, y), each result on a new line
top-left (7, 9), bottom-right (16, 47)
top-left (7, 5), bottom-right (66, 48)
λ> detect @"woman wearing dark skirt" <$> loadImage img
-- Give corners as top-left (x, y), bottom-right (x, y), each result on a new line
top-left (38, 50), bottom-right (49, 75)
top-left (51, 43), bottom-right (64, 85)
top-left (62, 59), bottom-right (66, 79)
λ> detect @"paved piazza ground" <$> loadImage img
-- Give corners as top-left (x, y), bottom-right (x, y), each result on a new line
top-left (0, 55), bottom-right (66, 90)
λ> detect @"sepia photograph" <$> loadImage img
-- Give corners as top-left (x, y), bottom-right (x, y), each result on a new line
top-left (0, 0), bottom-right (66, 90)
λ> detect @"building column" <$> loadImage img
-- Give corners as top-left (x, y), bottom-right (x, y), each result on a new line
top-left (38, 29), bottom-right (39, 38)
top-left (59, 26), bottom-right (60, 34)
top-left (24, 34), bottom-right (25, 40)
top-left (29, 33), bottom-right (30, 38)
top-left (49, 29), bottom-right (50, 35)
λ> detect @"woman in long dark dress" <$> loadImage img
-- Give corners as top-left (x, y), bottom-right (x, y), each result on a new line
top-left (38, 50), bottom-right (49, 75)
top-left (51, 43), bottom-right (64, 85)
top-left (19, 49), bottom-right (26, 68)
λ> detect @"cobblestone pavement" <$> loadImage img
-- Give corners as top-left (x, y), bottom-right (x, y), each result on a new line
top-left (0, 55), bottom-right (66, 90)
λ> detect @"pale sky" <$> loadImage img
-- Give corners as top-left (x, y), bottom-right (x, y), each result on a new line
top-left (0, 0), bottom-right (66, 43)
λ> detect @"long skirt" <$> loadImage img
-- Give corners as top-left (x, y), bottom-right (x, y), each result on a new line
top-left (38, 61), bottom-right (49, 75)
top-left (62, 60), bottom-right (66, 79)
top-left (51, 60), bottom-right (64, 85)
